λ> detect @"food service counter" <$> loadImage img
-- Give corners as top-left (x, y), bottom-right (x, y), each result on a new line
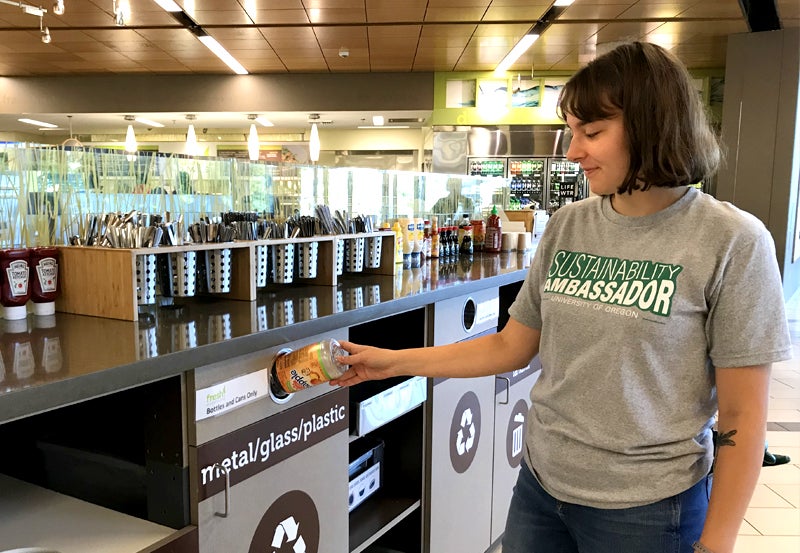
top-left (0, 251), bottom-right (535, 553)
top-left (0, 252), bottom-right (532, 425)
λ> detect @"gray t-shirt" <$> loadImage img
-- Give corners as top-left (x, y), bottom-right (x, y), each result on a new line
top-left (509, 186), bottom-right (793, 509)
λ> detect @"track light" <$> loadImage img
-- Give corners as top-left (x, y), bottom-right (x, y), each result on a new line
top-left (52, 0), bottom-right (64, 15)
top-left (40, 16), bottom-right (51, 44)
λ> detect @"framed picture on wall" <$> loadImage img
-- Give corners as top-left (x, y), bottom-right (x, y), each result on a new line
top-left (446, 80), bottom-right (477, 108)
top-left (477, 79), bottom-right (509, 109)
top-left (511, 77), bottom-right (540, 107)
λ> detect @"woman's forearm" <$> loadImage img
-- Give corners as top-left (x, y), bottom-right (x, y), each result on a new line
top-left (698, 415), bottom-right (767, 553)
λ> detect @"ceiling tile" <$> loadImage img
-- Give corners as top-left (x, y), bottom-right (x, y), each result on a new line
top-left (560, 4), bottom-right (634, 20)
top-left (248, 10), bottom-right (310, 24)
top-left (192, 10), bottom-right (253, 24)
top-left (473, 23), bottom-right (531, 36)
top-left (368, 25), bottom-right (422, 38)
top-left (483, 5), bottom-right (550, 21)
top-left (179, 0), bottom-right (245, 11)
top-left (677, 2), bottom-right (746, 18)
top-left (367, 8), bottom-right (427, 22)
top-left (425, 8), bottom-right (488, 21)
top-left (617, 3), bottom-right (691, 19)
top-left (260, 27), bottom-right (318, 44)
top-left (314, 26), bottom-right (369, 47)
top-left (429, 0), bottom-right (491, 6)
top-left (420, 23), bottom-right (477, 38)
top-left (304, 0), bottom-right (365, 8)
top-left (206, 27), bottom-right (267, 40)
top-left (307, 9), bottom-right (368, 23)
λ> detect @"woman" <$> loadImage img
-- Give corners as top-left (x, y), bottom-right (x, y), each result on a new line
top-left (331, 42), bottom-right (792, 553)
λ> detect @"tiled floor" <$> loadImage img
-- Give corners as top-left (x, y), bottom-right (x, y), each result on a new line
top-left (736, 289), bottom-right (800, 553)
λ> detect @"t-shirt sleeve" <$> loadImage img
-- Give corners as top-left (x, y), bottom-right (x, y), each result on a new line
top-left (706, 228), bottom-right (793, 368)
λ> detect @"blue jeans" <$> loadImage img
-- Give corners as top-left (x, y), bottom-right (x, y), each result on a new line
top-left (502, 460), bottom-right (712, 553)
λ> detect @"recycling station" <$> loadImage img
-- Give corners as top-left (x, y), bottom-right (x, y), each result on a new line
top-left (0, 253), bottom-right (536, 553)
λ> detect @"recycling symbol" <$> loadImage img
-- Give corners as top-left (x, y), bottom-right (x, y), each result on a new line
top-left (271, 516), bottom-right (305, 553)
top-left (455, 407), bottom-right (476, 455)
top-left (449, 391), bottom-right (481, 474)
top-left (250, 490), bottom-right (319, 553)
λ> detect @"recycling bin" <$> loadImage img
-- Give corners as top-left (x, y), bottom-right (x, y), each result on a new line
top-left (188, 329), bottom-right (350, 553)
top-left (489, 357), bottom-right (541, 546)
top-left (427, 288), bottom-right (500, 553)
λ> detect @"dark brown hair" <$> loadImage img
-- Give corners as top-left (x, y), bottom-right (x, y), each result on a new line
top-left (557, 42), bottom-right (721, 193)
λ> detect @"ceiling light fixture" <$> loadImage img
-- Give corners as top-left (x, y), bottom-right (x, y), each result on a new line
top-left (150, 0), bottom-right (181, 12)
top-left (111, 0), bottom-right (128, 25)
top-left (186, 124), bottom-right (198, 156)
top-left (247, 116), bottom-right (260, 161)
top-left (134, 117), bottom-right (165, 128)
top-left (494, 33), bottom-right (539, 75)
top-left (62, 115), bottom-right (83, 147)
top-left (309, 123), bottom-right (320, 163)
top-left (494, 1), bottom-right (574, 75)
top-left (372, 115), bottom-right (385, 126)
top-left (124, 115), bottom-right (137, 154)
top-left (40, 16), bottom-right (51, 43)
top-left (18, 117), bottom-right (58, 128)
top-left (52, 0), bottom-right (64, 15)
top-left (255, 116), bottom-right (273, 127)
top-left (185, 115), bottom-right (198, 156)
top-left (195, 33), bottom-right (248, 75)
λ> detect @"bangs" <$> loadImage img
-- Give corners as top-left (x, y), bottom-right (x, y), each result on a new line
top-left (557, 63), bottom-right (622, 123)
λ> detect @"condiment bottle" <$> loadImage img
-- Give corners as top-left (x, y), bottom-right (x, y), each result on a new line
top-left (391, 221), bottom-right (404, 264)
top-left (30, 246), bottom-right (60, 316)
top-left (0, 248), bottom-right (31, 320)
top-left (460, 225), bottom-right (473, 256)
top-left (484, 205), bottom-right (502, 253)
top-left (430, 216), bottom-right (440, 258)
top-left (471, 219), bottom-right (485, 251)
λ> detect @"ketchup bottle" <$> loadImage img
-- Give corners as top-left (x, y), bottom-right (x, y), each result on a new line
top-left (30, 246), bottom-right (60, 316)
top-left (0, 248), bottom-right (31, 320)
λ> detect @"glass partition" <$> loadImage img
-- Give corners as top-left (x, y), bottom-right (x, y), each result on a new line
top-left (0, 145), bottom-right (510, 247)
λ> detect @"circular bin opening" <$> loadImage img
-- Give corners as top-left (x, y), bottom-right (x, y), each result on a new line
top-left (462, 297), bottom-right (476, 332)
top-left (269, 348), bottom-right (294, 404)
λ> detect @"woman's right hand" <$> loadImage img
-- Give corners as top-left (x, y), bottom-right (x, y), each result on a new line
top-left (330, 340), bottom-right (397, 387)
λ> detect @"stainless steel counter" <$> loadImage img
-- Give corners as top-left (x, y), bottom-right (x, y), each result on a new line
top-left (0, 252), bottom-right (533, 424)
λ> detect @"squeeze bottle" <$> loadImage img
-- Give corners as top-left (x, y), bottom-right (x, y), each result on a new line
top-left (484, 205), bottom-right (502, 253)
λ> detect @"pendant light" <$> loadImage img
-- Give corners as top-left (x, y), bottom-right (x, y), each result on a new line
top-left (309, 122), bottom-right (320, 163)
top-left (61, 115), bottom-right (83, 147)
top-left (186, 115), bottom-right (198, 156)
top-left (247, 114), bottom-right (259, 161)
top-left (124, 115), bottom-right (137, 154)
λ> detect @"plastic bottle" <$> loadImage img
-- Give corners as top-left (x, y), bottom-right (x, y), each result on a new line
top-left (485, 205), bottom-right (502, 253)
top-left (391, 221), bottom-right (404, 264)
top-left (459, 225), bottom-right (473, 256)
top-left (430, 216), bottom-right (439, 258)
top-left (0, 248), bottom-right (31, 320)
top-left (29, 246), bottom-right (60, 316)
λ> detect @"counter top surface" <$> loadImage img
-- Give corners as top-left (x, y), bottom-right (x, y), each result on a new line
top-left (0, 252), bottom-right (534, 424)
